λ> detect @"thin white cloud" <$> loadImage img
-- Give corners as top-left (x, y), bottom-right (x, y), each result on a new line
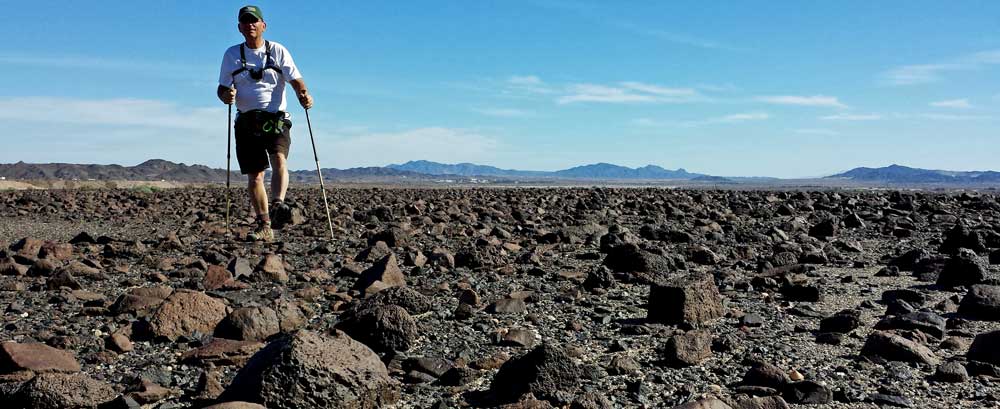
top-left (473, 108), bottom-right (535, 118)
top-left (756, 95), bottom-right (848, 109)
top-left (559, 83), bottom-right (658, 104)
top-left (794, 128), bottom-right (840, 136)
top-left (911, 113), bottom-right (990, 121)
top-left (930, 99), bottom-right (972, 109)
top-left (0, 97), bottom-right (221, 129)
top-left (820, 113), bottom-right (882, 121)
top-left (613, 22), bottom-right (745, 51)
top-left (0, 54), bottom-right (208, 77)
top-left (505, 75), bottom-right (555, 95)
top-left (882, 49), bottom-right (1000, 85)
top-left (559, 82), bottom-right (704, 105)
top-left (719, 112), bottom-right (770, 122)
top-left (620, 82), bottom-right (697, 97)
top-left (633, 112), bottom-right (769, 127)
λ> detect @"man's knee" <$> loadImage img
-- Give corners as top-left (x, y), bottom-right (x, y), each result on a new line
top-left (270, 153), bottom-right (287, 170)
top-left (247, 172), bottom-right (265, 185)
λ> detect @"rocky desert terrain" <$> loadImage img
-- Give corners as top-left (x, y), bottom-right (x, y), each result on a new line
top-left (1, 186), bottom-right (999, 408)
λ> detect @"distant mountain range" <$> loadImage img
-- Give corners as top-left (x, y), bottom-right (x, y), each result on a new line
top-left (827, 164), bottom-right (1000, 184)
top-left (387, 160), bottom-right (702, 179)
top-left (1, 160), bottom-right (998, 185)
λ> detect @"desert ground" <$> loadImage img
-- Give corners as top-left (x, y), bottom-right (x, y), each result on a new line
top-left (1, 185), bottom-right (999, 408)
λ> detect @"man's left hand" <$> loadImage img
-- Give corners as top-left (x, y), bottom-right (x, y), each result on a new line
top-left (298, 92), bottom-right (314, 109)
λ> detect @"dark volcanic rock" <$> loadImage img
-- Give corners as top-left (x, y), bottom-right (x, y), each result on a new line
top-left (335, 304), bottom-right (418, 353)
top-left (741, 362), bottom-right (789, 390)
top-left (968, 330), bottom-right (1000, 366)
top-left (220, 330), bottom-right (399, 409)
top-left (353, 253), bottom-right (407, 296)
top-left (647, 273), bottom-right (724, 326)
top-left (783, 380), bottom-right (832, 404)
top-left (939, 222), bottom-right (986, 255)
top-left (958, 285), bottom-right (1000, 320)
top-left (12, 372), bottom-right (117, 409)
top-left (491, 344), bottom-right (582, 404)
top-left (602, 243), bottom-right (680, 284)
top-left (860, 331), bottom-right (939, 365)
top-left (936, 249), bottom-right (987, 288)
top-left (874, 311), bottom-right (947, 339)
top-left (819, 309), bottom-right (862, 333)
top-left (659, 329), bottom-right (712, 367)
top-left (215, 306), bottom-right (281, 342)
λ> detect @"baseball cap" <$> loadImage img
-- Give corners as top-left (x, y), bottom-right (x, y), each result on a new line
top-left (238, 6), bottom-right (263, 21)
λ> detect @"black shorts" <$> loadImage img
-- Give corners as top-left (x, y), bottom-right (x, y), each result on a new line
top-left (234, 111), bottom-right (292, 174)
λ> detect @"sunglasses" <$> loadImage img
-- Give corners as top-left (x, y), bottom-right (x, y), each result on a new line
top-left (239, 16), bottom-right (260, 24)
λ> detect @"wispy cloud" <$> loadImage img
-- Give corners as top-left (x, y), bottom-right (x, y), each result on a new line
top-left (911, 113), bottom-right (991, 121)
top-left (882, 49), bottom-right (1000, 85)
top-left (0, 54), bottom-right (207, 76)
top-left (794, 128), bottom-right (840, 136)
top-left (558, 81), bottom-right (703, 105)
top-left (756, 95), bottom-right (848, 109)
top-left (614, 22), bottom-right (745, 51)
top-left (473, 108), bottom-right (536, 118)
top-left (634, 112), bottom-right (769, 127)
top-left (820, 113), bottom-right (882, 121)
top-left (930, 99), bottom-right (972, 109)
top-left (505, 75), bottom-right (555, 95)
top-left (0, 97), bottom-right (221, 129)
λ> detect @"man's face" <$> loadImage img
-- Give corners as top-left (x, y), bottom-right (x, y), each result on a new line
top-left (238, 15), bottom-right (266, 41)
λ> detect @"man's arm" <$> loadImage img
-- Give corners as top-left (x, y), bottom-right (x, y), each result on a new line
top-left (289, 78), bottom-right (313, 109)
top-left (217, 85), bottom-right (235, 105)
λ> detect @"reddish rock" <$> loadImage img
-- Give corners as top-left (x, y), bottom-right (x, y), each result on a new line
top-left (255, 254), bottom-right (289, 283)
top-left (204, 264), bottom-right (236, 291)
top-left (354, 253), bottom-right (407, 296)
top-left (1, 342), bottom-right (81, 373)
top-left (180, 338), bottom-right (264, 366)
top-left (148, 290), bottom-right (228, 341)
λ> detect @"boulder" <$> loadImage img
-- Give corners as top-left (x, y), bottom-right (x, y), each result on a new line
top-left (936, 249), bottom-right (986, 288)
top-left (353, 253), bottom-right (406, 296)
top-left (968, 330), bottom-right (1000, 366)
top-left (647, 273), bottom-right (724, 326)
top-left (491, 344), bottom-right (581, 404)
top-left (148, 290), bottom-right (228, 341)
top-left (220, 330), bottom-right (399, 409)
top-left (335, 304), bottom-right (418, 353)
top-left (0, 342), bottom-right (81, 373)
top-left (12, 372), bottom-right (117, 409)
top-left (958, 285), bottom-right (1000, 320)
top-left (860, 331), bottom-right (939, 365)
top-left (659, 330), bottom-right (712, 367)
top-left (215, 306), bottom-right (281, 342)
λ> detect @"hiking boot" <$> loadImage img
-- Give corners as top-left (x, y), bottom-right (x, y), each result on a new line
top-left (270, 200), bottom-right (293, 230)
top-left (247, 222), bottom-right (274, 242)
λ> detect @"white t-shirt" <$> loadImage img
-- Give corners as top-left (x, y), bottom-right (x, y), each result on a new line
top-left (218, 41), bottom-right (302, 113)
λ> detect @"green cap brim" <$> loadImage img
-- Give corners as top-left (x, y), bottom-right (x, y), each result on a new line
top-left (238, 6), bottom-right (263, 21)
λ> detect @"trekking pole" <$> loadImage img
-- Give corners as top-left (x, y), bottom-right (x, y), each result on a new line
top-left (225, 102), bottom-right (233, 237)
top-left (304, 108), bottom-right (336, 240)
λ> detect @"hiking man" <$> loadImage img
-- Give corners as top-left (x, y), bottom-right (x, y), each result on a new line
top-left (217, 5), bottom-right (313, 241)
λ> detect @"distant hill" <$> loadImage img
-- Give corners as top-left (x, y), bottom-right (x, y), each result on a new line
top-left (0, 160), bottom-right (433, 183)
top-left (389, 160), bottom-right (702, 179)
top-left (828, 164), bottom-right (1000, 184)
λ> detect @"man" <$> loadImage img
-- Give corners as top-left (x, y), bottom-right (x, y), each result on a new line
top-left (217, 5), bottom-right (313, 242)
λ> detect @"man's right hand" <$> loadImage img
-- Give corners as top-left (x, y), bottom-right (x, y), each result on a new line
top-left (218, 86), bottom-right (236, 105)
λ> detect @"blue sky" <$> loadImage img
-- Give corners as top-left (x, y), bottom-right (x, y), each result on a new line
top-left (1, 1), bottom-right (997, 177)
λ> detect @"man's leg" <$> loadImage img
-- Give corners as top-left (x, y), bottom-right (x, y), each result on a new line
top-left (248, 171), bottom-right (270, 220)
top-left (269, 152), bottom-right (289, 202)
